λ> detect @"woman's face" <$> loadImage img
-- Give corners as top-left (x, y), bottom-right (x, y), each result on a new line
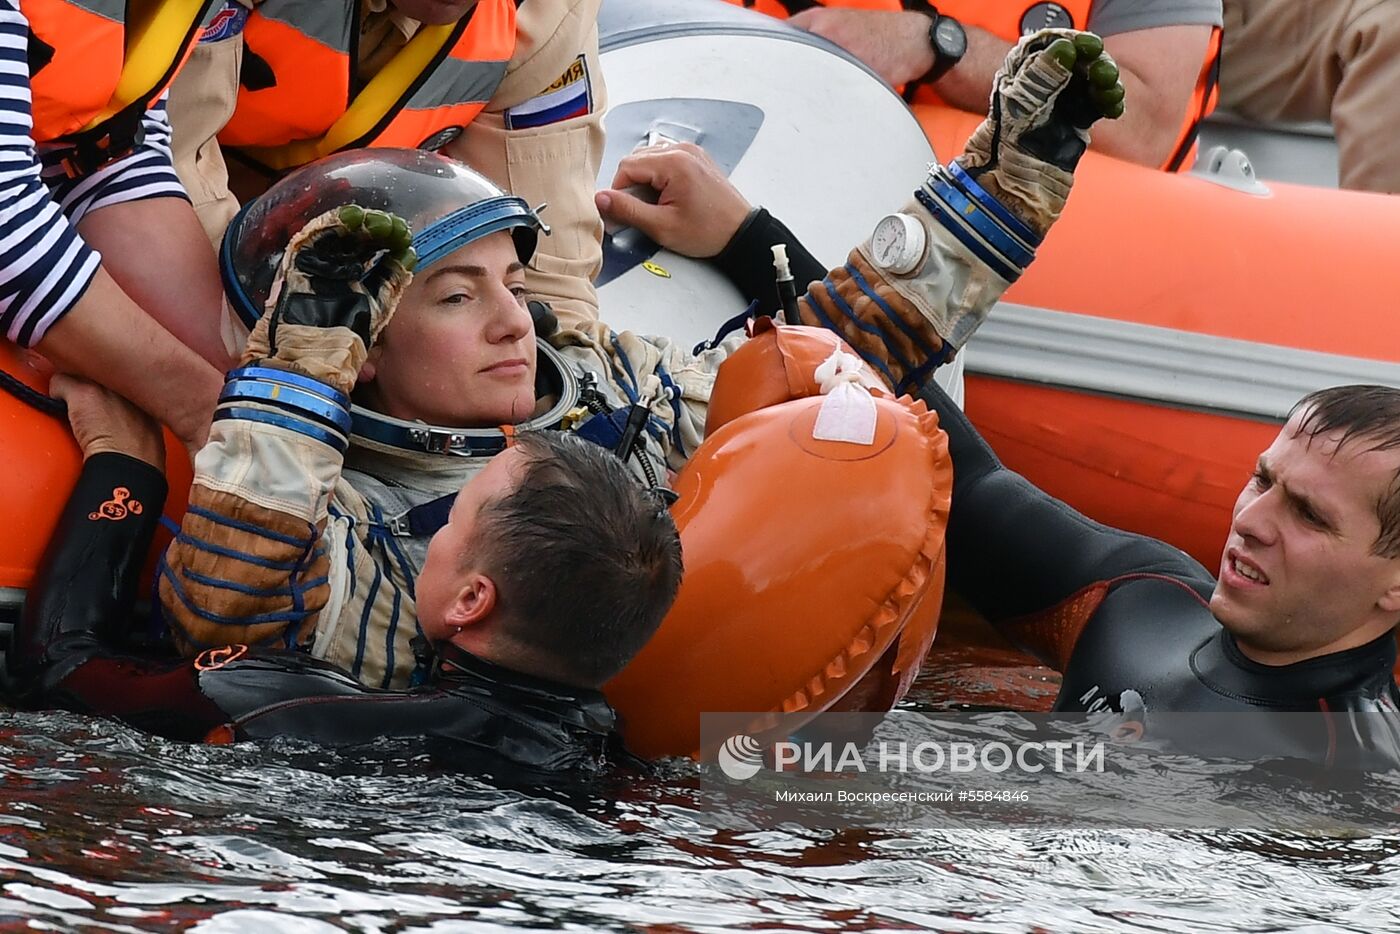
top-left (359, 232), bottom-right (539, 428)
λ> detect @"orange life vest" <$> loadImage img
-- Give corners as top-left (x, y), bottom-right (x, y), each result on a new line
top-left (734, 0), bottom-right (1221, 173)
top-left (24, 0), bottom-right (214, 168)
top-left (220, 0), bottom-right (517, 172)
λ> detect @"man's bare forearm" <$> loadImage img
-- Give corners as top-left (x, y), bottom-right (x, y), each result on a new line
top-left (76, 198), bottom-right (234, 370)
top-left (932, 24), bottom-right (1214, 169)
top-left (35, 269), bottom-right (222, 453)
top-left (1093, 26), bottom-right (1213, 168)
top-left (929, 25), bottom-right (1014, 114)
top-left (1074, 60), bottom-right (1167, 166)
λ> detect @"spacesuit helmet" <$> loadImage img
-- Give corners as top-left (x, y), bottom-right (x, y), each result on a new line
top-left (220, 148), bottom-right (544, 329)
top-left (221, 147), bottom-right (574, 459)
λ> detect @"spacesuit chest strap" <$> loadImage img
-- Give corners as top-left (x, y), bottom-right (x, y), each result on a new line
top-left (377, 492), bottom-right (459, 539)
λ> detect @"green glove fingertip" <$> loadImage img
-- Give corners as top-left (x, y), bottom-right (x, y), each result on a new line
top-left (363, 210), bottom-right (393, 239)
top-left (1087, 58), bottom-right (1119, 89)
top-left (1048, 38), bottom-right (1076, 70)
top-left (1073, 33), bottom-right (1104, 60)
top-left (400, 248), bottom-right (418, 273)
top-left (1102, 98), bottom-right (1125, 120)
top-left (1094, 84), bottom-right (1125, 107)
top-left (338, 204), bottom-right (365, 231)
top-left (389, 214), bottom-right (410, 246)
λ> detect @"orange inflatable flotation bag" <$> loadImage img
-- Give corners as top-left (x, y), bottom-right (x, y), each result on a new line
top-left (606, 321), bottom-right (952, 759)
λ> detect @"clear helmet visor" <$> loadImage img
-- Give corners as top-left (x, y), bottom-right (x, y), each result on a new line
top-left (221, 148), bottom-right (543, 328)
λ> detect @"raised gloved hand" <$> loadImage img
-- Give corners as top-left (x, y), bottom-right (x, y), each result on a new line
top-left (795, 30), bottom-right (1123, 392)
top-left (243, 206), bottom-right (417, 396)
top-left (959, 30), bottom-right (1124, 239)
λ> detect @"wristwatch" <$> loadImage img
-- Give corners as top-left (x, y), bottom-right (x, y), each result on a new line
top-left (904, 2), bottom-right (967, 84)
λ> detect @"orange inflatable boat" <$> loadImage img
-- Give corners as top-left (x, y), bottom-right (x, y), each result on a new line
top-left (0, 350), bottom-right (83, 615)
top-left (917, 106), bottom-right (1400, 569)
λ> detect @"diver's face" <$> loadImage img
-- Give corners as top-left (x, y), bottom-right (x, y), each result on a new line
top-left (1211, 410), bottom-right (1400, 665)
top-left (391, 0), bottom-right (476, 26)
top-left (360, 232), bottom-right (538, 428)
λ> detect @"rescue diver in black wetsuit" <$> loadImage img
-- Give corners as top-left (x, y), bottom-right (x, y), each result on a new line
top-left (928, 380), bottom-right (1400, 768)
top-left (5, 379), bottom-right (680, 781)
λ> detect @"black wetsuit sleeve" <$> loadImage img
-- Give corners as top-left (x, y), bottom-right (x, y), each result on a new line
top-left (35, 639), bottom-right (448, 744)
top-left (919, 381), bottom-right (1215, 622)
top-left (5, 451), bottom-right (230, 739)
top-left (8, 452), bottom-right (167, 687)
top-left (711, 207), bottom-right (827, 313)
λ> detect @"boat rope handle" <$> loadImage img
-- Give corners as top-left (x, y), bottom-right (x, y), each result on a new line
top-left (0, 368), bottom-right (66, 419)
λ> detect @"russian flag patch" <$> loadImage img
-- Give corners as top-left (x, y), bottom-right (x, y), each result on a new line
top-left (504, 55), bottom-right (593, 130)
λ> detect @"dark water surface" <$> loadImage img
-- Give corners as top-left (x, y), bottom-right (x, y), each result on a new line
top-left (1, 660), bottom-right (1399, 932)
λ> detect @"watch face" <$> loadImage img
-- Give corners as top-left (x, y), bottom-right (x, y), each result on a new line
top-left (935, 18), bottom-right (967, 59)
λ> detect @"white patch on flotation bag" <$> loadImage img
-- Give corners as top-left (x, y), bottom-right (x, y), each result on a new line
top-left (813, 348), bottom-right (877, 446)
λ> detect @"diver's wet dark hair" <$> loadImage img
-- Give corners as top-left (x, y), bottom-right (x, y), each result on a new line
top-left (473, 431), bottom-right (683, 687)
top-left (1291, 384), bottom-right (1400, 558)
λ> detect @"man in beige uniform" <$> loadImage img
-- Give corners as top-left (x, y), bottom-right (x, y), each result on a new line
top-left (444, 0), bottom-right (606, 330)
top-left (166, 0), bottom-right (250, 244)
top-left (167, 0), bottom-right (606, 327)
top-left (1219, 0), bottom-right (1400, 194)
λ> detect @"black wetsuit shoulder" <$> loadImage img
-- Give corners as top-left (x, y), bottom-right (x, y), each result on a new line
top-left (7, 453), bottom-right (630, 778)
top-left (207, 644), bottom-right (625, 778)
top-left (1058, 573), bottom-right (1400, 714)
top-left (1063, 580), bottom-right (1400, 767)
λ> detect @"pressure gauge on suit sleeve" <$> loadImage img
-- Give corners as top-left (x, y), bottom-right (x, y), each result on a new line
top-left (870, 212), bottom-right (926, 274)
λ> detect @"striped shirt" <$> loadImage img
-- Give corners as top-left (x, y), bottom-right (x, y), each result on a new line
top-left (0, 1), bottom-right (187, 348)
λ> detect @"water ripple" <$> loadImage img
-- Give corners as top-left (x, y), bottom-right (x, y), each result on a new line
top-left (0, 690), bottom-right (1398, 931)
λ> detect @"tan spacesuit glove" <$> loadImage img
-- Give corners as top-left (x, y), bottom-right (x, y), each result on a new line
top-left (808, 31), bottom-right (1125, 363)
top-left (240, 324), bottom-right (369, 396)
top-left (243, 206), bottom-right (416, 396)
top-left (959, 30), bottom-right (1125, 238)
